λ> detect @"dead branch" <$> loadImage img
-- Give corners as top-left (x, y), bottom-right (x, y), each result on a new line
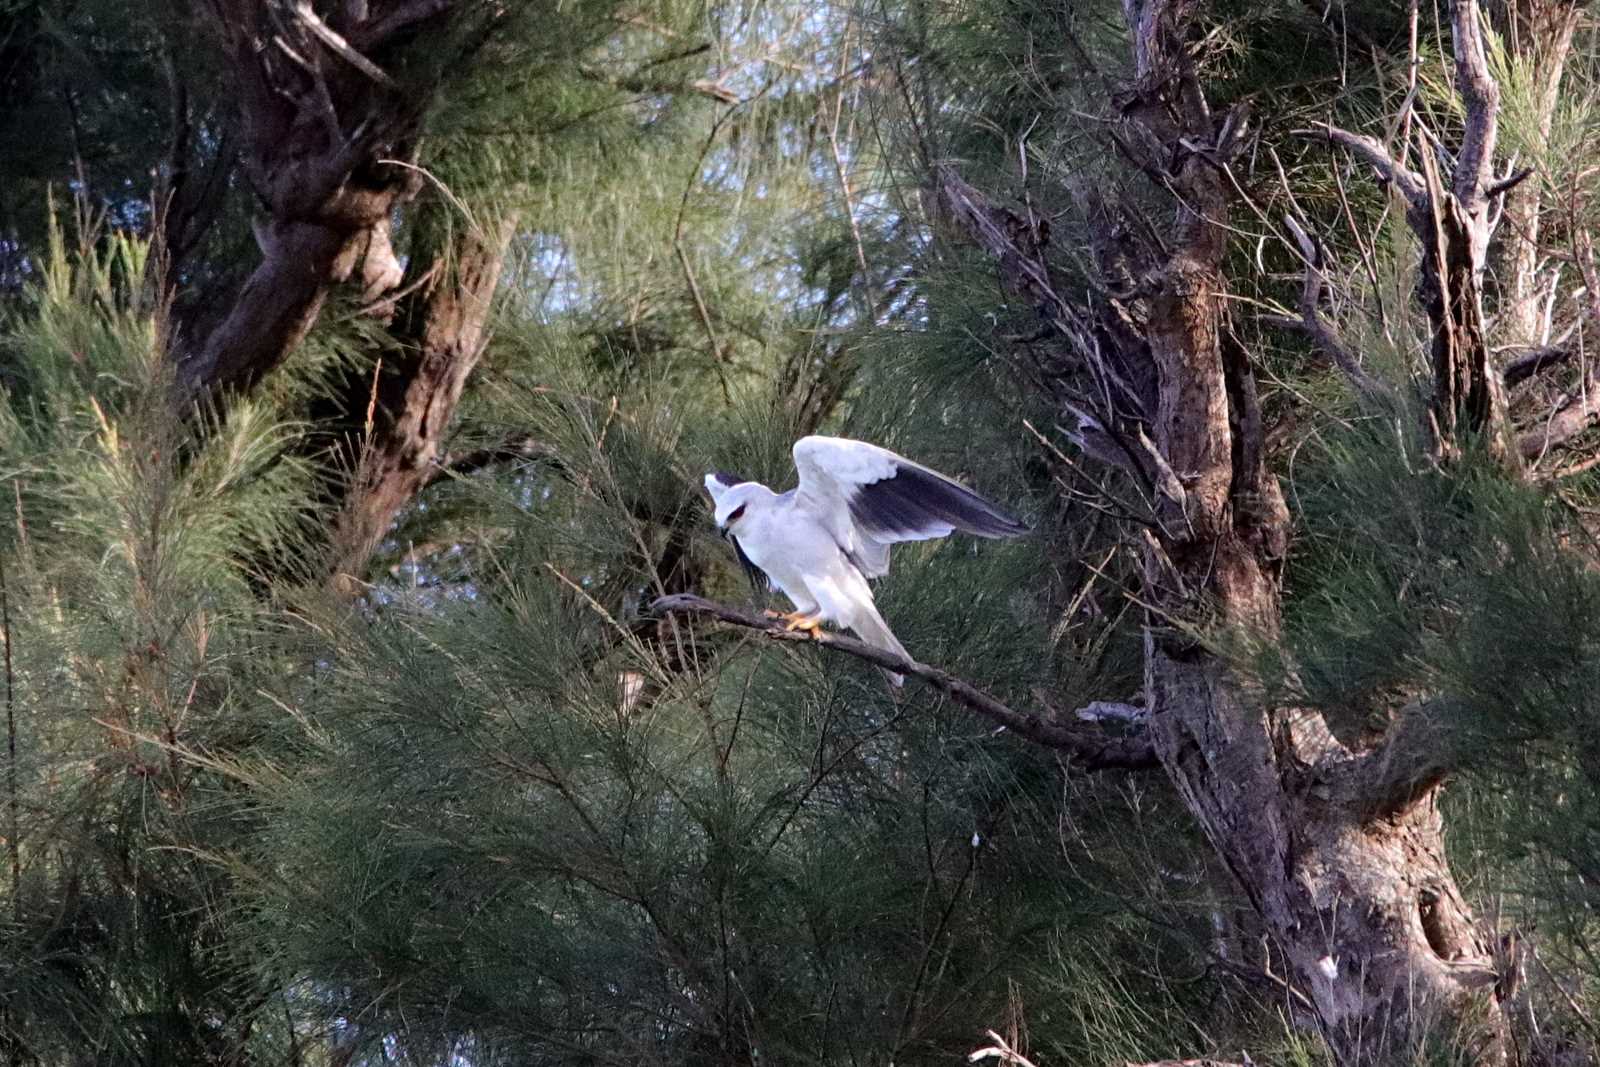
top-left (1306, 2), bottom-right (1509, 462)
top-left (650, 594), bottom-right (1159, 771)
top-left (931, 164), bottom-right (1071, 324)
top-left (1267, 215), bottom-right (1394, 402)
top-left (1302, 124), bottom-right (1425, 206)
top-left (1449, 0), bottom-right (1500, 212)
top-left (931, 164), bottom-right (1159, 486)
top-left (290, 1), bottom-right (399, 89)
top-left (1503, 343), bottom-right (1575, 387)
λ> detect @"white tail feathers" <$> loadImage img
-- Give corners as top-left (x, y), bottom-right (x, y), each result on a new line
top-left (848, 607), bottom-right (911, 688)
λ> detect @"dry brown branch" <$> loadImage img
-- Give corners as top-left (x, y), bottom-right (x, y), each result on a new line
top-left (650, 594), bottom-right (1159, 770)
top-left (1309, 2), bottom-right (1508, 462)
top-left (290, 1), bottom-right (399, 89)
top-left (1449, 0), bottom-right (1499, 210)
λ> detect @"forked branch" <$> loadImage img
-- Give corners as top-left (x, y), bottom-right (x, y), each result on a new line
top-left (651, 594), bottom-right (1158, 770)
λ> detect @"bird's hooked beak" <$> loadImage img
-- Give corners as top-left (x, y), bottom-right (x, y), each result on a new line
top-left (715, 503), bottom-right (747, 541)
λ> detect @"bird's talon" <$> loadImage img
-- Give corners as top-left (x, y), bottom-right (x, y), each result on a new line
top-left (784, 613), bottom-right (823, 636)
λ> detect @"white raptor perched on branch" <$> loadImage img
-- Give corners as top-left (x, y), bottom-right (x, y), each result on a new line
top-left (705, 436), bottom-right (1028, 684)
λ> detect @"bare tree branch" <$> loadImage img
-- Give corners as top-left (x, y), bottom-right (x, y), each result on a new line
top-left (1308, 0), bottom-right (1510, 464)
top-left (931, 164), bottom-right (1160, 488)
top-left (650, 594), bottom-right (1159, 771)
top-left (1449, 0), bottom-right (1499, 211)
top-left (1266, 215), bottom-right (1395, 403)
top-left (290, 1), bottom-right (399, 89)
top-left (1302, 123), bottom-right (1426, 206)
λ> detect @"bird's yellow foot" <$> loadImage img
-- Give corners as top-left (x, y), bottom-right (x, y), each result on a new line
top-left (783, 613), bottom-right (825, 637)
top-left (762, 609), bottom-right (787, 620)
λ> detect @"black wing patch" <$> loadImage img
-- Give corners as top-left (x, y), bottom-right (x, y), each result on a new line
top-left (729, 534), bottom-right (770, 591)
top-left (849, 463), bottom-right (1028, 540)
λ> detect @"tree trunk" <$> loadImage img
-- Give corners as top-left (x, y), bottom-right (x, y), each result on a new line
top-left (327, 215), bottom-right (518, 591)
top-left (171, 1), bottom-right (520, 592)
top-left (178, 0), bottom-right (471, 395)
top-left (939, 1), bottom-right (1512, 1058)
top-left (1134, 113), bottom-right (1502, 1067)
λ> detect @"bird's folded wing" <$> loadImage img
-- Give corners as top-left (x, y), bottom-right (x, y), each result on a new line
top-left (791, 436), bottom-right (1027, 575)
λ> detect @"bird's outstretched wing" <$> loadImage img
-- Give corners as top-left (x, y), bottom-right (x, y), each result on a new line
top-left (792, 435), bottom-right (1027, 578)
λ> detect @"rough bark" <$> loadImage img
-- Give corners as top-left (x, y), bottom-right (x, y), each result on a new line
top-left (164, 1), bottom-right (525, 592)
top-left (1413, 146), bottom-right (1507, 461)
top-left (1122, 8), bottom-right (1498, 1058)
top-left (327, 215), bottom-right (518, 591)
top-left (178, 0), bottom-right (464, 395)
top-left (936, 1), bottom-right (1511, 1060)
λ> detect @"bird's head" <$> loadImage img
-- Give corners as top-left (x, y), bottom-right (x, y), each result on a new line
top-left (704, 473), bottom-right (767, 537)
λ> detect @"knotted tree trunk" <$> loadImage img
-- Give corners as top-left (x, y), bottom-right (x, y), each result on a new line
top-left (935, 0), bottom-right (1524, 1060)
top-left (172, 1), bottom-right (521, 586)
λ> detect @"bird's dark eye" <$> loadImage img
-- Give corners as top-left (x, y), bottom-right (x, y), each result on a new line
top-left (727, 504), bottom-right (747, 524)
